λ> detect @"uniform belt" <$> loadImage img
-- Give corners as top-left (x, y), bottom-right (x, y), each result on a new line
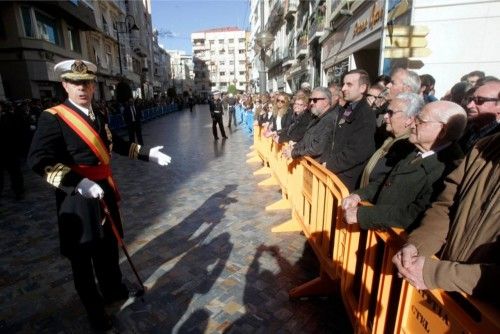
top-left (70, 164), bottom-right (112, 181)
top-left (71, 164), bottom-right (121, 201)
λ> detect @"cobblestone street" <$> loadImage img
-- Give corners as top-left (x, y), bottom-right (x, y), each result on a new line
top-left (0, 105), bottom-right (351, 333)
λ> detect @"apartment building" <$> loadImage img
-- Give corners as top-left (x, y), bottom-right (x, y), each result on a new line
top-left (0, 0), bottom-right (165, 101)
top-left (191, 27), bottom-right (251, 97)
top-left (167, 50), bottom-right (194, 95)
top-left (0, 1), bottom-right (97, 100)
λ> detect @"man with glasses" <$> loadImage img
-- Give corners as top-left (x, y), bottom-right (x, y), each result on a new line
top-left (342, 101), bottom-right (466, 231)
top-left (459, 80), bottom-right (500, 153)
top-left (321, 69), bottom-right (376, 191)
top-left (359, 92), bottom-right (423, 187)
top-left (392, 132), bottom-right (499, 304)
top-left (282, 87), bottom-right (336, 160)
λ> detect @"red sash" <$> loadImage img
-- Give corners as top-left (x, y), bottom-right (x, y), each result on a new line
top-left (46, 104), bottom-right (120, 201)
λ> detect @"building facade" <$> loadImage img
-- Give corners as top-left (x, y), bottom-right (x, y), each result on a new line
top-left (191, 27), bottom-right (251, 97)
top-left (251, 0), bottom-right (499, 97)
top-left (0, 0), bottom-right (168, 102)
top-left (0, 1), bottom-right (97, 100)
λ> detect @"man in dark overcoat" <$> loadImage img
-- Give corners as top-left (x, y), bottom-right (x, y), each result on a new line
top-left (321, 69), bottom-right (377, 191)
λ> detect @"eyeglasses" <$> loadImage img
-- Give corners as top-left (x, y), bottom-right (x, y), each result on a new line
top-left (294, 102), bottom-right (306, 107)
top-left (467, 96), bottom-right (499, 105)
top-left (386, 109), bottom-right (403, 117)
top-left (309, 97), bottom-right (326, 103)
top-left (414, 116), bottom-right (441, 126)
top-left (367, 93), bottom-right (385, 100)
top-left (276, 99), bottom-right (286, 103)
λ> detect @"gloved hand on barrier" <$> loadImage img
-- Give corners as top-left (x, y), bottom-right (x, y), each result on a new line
top-left (149, 146), bottom-right (172, 166)
top-left (76, 178), bottom-right (104, 199)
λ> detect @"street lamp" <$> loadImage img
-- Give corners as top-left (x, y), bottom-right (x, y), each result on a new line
top-left (255, 31), bottom-right (274, 93)
top-left (114, 15), bottom-right (140, 76)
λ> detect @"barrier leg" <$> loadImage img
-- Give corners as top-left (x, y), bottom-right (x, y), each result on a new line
top-left (258, 175), bottom-right (279, 187)
top-left (266, 198), bottom-right (290, 211)
top-left (246, 155), bottom-right (262, 164)
top-left (271, 219), bottom-right (300, 232)
top-left (253, 166), bottom-right (271, 175)
top-left (289, 271), bottom-right (339, 299)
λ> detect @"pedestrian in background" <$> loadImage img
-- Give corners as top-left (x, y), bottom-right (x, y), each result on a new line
top-left (209, 91), bottom-right (227, 140)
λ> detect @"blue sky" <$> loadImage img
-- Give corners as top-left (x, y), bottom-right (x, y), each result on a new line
top-left (151, 0), bottom-right (251, 54)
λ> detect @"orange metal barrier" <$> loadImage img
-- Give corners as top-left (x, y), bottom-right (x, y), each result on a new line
top-left (273, 156), bottom-right (349, 297)
top-left (249, 126), bottom-right (500, 333)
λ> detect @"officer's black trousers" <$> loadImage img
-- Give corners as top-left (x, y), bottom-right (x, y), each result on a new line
top-left (212, 115), bottom-right (226, 139)
top-left (69, 231), bottom-right (122, 315)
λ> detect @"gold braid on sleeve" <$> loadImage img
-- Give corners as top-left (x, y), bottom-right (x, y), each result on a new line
top-left (44, 163), bottom-right (71, 188)
top-left (128, 143), bottom-right (141, 159)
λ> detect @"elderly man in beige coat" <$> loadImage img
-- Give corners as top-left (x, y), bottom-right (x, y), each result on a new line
top-left (393, 133), bottom-right (500, 306)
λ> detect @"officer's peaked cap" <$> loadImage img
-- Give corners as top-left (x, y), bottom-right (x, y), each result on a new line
top-left (54, 59), bottom-right (97, 81)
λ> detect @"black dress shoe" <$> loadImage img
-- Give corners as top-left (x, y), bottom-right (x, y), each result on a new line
top-left (88, 309), bottom-right (113, 331)
top-left (214, 137), bottom-right (219, 140)
top-left (103, 285), bottom-right (130, 305)
top-left (222, 136), bottom-right (228, 139)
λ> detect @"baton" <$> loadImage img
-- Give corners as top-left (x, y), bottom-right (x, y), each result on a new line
top-left (99, 199), bottom-right (146, 297)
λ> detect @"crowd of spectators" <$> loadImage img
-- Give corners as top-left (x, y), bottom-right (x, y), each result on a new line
top-left (243, 68), bottom-right (498, 305)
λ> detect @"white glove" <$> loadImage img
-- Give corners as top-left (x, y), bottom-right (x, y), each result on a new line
top-left (149, 146), bottom-right (171, 166)
top-left (76, 178), bottom-right (104, 199)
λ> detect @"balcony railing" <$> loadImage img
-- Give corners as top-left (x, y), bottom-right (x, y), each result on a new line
top-left (308, 16), bottom-right (325, 42)
top-left (296, 36), bottom-right (308, 59)
top-left (265, 0), bottom-right (285, 34)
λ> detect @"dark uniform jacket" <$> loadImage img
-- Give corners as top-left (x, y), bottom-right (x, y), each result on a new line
top-left (278, 110), bottom-right (314, 144)
top-left (322, 99), bottom-right (376, 191)
top-left (122, 102), bottom-right (142, 125)
top-left (28, 100), bottom-right (151, 256)
top-left (354, 143), bottom-right (464, 231)
top-left (291, 107), bottom-right (338, 160)
top-left (209, 99), bottom-right (224, 119)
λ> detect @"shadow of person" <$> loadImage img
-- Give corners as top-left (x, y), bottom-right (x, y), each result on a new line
top-left (127, 185), bottom-right (238, 287)
top-left (213, 138), bottom-right (227, 158)
top-left (224, 243), bottom-right (352, 333)
top-left (119, 232), bottom-right (233, 332)
top-left (177, 308), bottom-right (210, 333)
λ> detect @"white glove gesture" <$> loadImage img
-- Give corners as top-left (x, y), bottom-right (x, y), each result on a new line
top-left (149, 146), bottom-right (172, 166)
top-left (76, 178), bottom-right (104, 199)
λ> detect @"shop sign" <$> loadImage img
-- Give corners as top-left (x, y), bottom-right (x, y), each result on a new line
top-left (353, 1), bottom-right (384, 37)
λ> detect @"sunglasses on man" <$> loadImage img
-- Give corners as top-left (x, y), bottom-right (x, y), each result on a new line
top-left (309, 97), bottom-right (326, 103)
top-left (467, 96), bottom-right (499, 105)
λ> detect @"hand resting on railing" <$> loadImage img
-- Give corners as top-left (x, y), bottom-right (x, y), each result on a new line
top-left (392, 244), bottom-right (428, 290)
top-left (341, 194), bottom-right (362, 225)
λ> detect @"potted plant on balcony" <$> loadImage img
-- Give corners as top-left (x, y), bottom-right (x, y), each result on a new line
top-left (298, 31), bottom-right (308, 48)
